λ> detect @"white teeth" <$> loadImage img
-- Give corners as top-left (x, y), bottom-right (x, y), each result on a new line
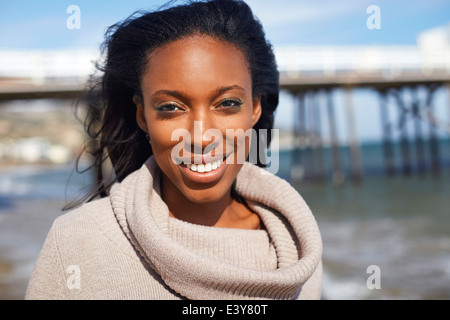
top-left (185, 159), bottom-right (223, 173)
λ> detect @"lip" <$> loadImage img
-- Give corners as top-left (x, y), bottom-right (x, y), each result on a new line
top-left (177, 154), bottom-right (229, 184)
top-left (176, 153), bottom-right (227, 165)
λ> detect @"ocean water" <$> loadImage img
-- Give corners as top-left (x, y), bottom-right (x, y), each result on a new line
top-left (299, 170), bottom-right (450, 299)
top-left (0, 141), bottom-right (449, 300)
top-left (280, 140), bottom-right (450, 299)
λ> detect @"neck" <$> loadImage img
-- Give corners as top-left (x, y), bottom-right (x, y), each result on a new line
top-left (161, 176), bottom-right (261, 230)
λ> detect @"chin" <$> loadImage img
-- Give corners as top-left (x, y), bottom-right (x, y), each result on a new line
top-left (179, 163), bottom-right (243, 203)
top-left (181, 185), bottom-right (231, 205)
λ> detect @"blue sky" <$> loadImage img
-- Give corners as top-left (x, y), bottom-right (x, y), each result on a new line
top-left (1, 0), bottom-right (449, 142)
top-left (1, 0), bottom-right (449, 49)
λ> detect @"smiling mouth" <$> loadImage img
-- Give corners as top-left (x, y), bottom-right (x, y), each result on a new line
top-left (184, 158), bottom-right (223, 173)
top-left (177, 152), bottom-right (231, 173)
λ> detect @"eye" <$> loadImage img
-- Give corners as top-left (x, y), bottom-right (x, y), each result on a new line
top-left (218, 99), bottom-right (243, 109)
top-left (154, 102), bottom-right (185, 119)
top-left (156, 103), bottom-right (182, 112)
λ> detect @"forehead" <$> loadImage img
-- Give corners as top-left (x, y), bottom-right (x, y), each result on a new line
top-left (141, 35), bottom-right (252, 94)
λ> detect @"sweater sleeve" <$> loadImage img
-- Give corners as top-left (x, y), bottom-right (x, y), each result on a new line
top-left (25, 221), bottom-right (70, 300)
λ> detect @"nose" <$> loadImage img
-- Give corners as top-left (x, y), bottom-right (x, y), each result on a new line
top-left (185, 111), bottom-right (221, 162)
top-left (190, 120), bottom-right (217, 154)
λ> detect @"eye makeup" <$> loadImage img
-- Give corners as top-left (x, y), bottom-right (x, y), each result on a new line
top-left (215, 98), bottom-right (243, 115)
top-left (218, 98), bottom-right (243, 109)
top-left (155, 103), bottom-right (182, 112)
top-left (153, 102), bottom-right (185, 119)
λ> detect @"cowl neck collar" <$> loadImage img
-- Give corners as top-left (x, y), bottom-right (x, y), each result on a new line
top-left (111, 157), bottom-right (322, 300)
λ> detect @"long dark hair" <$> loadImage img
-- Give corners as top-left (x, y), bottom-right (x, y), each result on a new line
top-left (67, 0), bottom-right (279, 209)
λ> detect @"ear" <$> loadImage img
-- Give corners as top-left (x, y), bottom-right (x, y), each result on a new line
top-left (133, 95), bottom-right (148, 133)
top-left (251, 95), bottom-right (262, 127)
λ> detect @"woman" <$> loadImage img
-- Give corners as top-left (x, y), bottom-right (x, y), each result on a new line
top-left (26, 0), bottom-right (322, 300)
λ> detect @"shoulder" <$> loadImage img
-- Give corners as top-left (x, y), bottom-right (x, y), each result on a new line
top-left (54, 197), bottom-right (112, 228)
top-left (39, 195), bottom-right (138, 275)
top-left (48, 196), bottom-right (124, 252)
top-left (26, 197), bottom-right (134, 299)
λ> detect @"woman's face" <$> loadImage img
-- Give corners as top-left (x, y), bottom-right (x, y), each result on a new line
top-left (135, 35), bottom-right (261, 204)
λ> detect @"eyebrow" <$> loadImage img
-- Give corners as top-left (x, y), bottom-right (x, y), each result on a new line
top-left (214, 85), bottom-right (246, 96)
top-left (151, 85), bottom-right (246, 100)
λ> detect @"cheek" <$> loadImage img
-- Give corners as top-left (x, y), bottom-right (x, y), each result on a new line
top-left (149, 130), bottom-right (176, 150)
top-left (146, 117), bottom-right (181, 150)
top-left (225, 106), bottom-right (255, 129)
top-left (145, 121), bottom-right (184, 179)
top-left (223, 109), bottom-right (256, 153)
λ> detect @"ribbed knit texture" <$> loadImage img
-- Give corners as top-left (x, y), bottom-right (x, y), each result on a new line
top-left (25, 157), bottom-right (322, 300)
top-left (168, 217), bottom-right (278, 270)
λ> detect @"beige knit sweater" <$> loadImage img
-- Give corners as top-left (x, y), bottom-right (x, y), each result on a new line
top-left (25, 157), bottom-right (323, 300)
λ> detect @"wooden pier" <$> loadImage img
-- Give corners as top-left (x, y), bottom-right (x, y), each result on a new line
top-left (276, 43), bottom-right (450, 183)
